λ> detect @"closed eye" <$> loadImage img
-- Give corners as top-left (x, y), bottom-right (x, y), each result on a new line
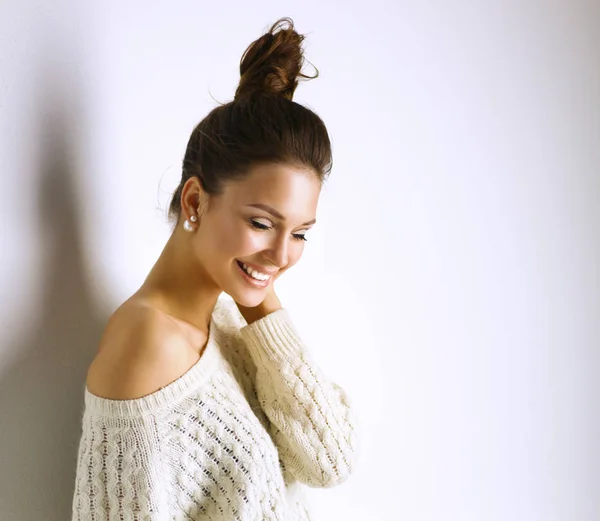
top-left (249, 219), bottom-right (308, 242)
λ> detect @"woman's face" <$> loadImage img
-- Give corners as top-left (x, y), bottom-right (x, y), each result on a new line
top-left (191, 162), bottom-right (321, 307)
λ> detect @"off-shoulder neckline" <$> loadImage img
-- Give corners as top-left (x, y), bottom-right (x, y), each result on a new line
top-left (84, 313), bottom-right (223, 419)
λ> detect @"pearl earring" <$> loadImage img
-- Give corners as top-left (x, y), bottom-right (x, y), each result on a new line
top-left (183, 213), bottom-right (198, 232)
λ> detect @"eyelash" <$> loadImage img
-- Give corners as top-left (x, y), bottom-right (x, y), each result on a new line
top-left (249, 220), bottom-right (308, 242)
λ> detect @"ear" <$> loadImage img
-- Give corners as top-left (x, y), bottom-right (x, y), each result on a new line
top-left (180, 177), bottom-right (205, 217)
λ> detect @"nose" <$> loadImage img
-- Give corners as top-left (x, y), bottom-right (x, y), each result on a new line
top-left (267, 235), bottom-right (289, 269)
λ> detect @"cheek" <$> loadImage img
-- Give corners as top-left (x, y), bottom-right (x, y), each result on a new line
top-left (211, 221), bottom-right (261, 256)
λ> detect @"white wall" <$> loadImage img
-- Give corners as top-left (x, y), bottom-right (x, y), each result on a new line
top-left (1, 1), bottom-right (598, 520)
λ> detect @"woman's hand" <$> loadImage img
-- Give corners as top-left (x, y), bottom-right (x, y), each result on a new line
top-left (235, 281), bottom-right (283, 325)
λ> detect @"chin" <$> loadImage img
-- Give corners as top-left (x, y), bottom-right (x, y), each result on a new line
top-left (222, 284), bottom-right (267, 308)
top-left (237, 293), bottom-right (266, 308)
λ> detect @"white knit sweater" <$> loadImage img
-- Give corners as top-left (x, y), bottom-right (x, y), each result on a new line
top-left (70, 297), bottom-right (358, 521)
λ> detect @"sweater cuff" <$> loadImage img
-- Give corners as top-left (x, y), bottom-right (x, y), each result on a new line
top-left (239, 308), bottom-right (306, 366)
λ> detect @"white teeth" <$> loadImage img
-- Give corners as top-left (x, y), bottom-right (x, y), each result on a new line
top-left (240, 262), bottom-right (270, 281)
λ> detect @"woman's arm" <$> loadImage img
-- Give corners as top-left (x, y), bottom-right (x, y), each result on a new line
top-left (238, 306), bottom-right (359, 488)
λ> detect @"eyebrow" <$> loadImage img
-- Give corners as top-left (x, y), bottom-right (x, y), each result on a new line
top-left (245, 203), bottom-right (317, 226)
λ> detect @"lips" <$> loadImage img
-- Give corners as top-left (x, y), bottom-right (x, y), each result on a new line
top-left (236, 260), bottom-right (277, 276)
top-left (236, 259), bottom-right (271, 287)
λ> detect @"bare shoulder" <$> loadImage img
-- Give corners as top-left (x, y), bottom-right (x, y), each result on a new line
top-left (86, 300), bottom-right (198, 400)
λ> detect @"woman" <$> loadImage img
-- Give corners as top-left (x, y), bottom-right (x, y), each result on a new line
top-left (71, 17), bottom-right (358, 521)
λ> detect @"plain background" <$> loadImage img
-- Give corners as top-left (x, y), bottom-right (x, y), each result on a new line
top-left (0, 1), bottom-right (598, 520)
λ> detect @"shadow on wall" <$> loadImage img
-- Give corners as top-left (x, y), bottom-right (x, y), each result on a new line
top-left (0, 40), bottom-right (107, 521)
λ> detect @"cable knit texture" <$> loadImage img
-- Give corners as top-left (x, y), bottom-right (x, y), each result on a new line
top-left (71, 297), bottom-right (358, 520)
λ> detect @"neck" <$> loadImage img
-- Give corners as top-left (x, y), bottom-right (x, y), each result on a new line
top-left (136, 228), bottom-right (221, 332)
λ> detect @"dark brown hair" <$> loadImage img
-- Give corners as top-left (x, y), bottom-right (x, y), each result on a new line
top-left (168, 17), bottom-right (333, 225)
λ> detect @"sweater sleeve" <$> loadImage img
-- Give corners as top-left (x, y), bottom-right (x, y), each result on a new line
top-left (238, 308), bottom-right (358, 488)
top-left (71, 412), bottom-right (170, 521)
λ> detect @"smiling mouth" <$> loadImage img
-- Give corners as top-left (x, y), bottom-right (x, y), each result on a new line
top-left (236, 260), bottom-right (273, 282)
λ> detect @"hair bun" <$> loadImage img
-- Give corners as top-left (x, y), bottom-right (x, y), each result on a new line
top-left (234, 17), bottom-right (317, 102)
